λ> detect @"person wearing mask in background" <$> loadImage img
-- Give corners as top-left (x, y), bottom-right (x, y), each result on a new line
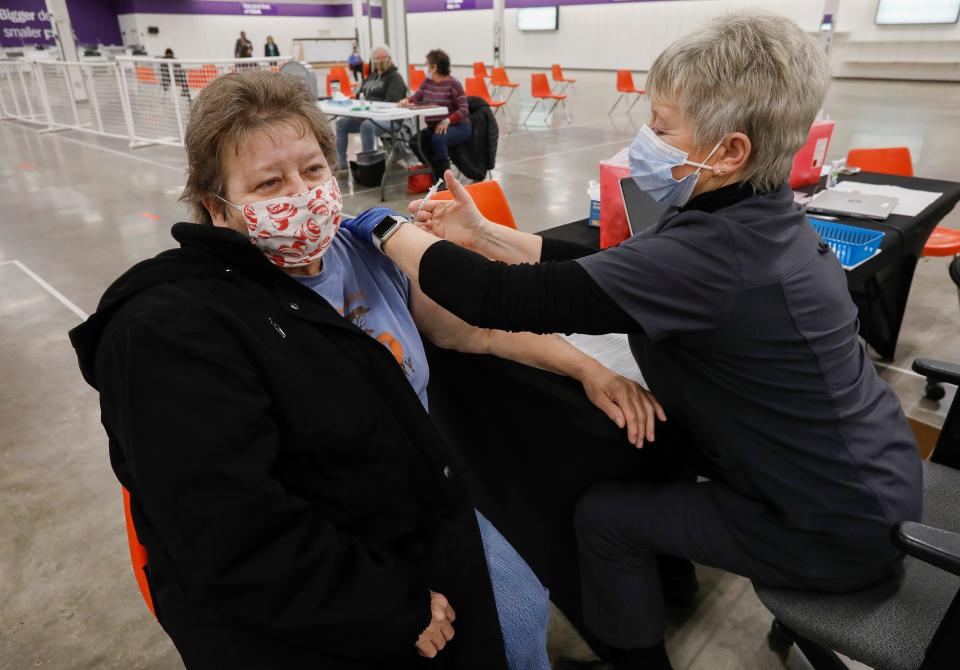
top-left (343, 13), bottom-right (922, 670)
top-left (234, 30), bottom-right (252, 59)
top-left (348, 43), bottom-right (364, 82)
top-left (335, 45), bottom-right (409, 171)
top-left (69, 69), bottom-right (653, 670)
top-left (398, 49), bottom-right (469, 184)
top-left (264, 35), bottom-right (279, 58)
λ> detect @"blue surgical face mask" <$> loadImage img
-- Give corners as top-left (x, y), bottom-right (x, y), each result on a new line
top-left (629, 124), bottom-right (724, 207)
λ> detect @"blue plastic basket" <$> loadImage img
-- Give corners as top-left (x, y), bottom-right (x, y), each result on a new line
top-left (807, 217), bottom-right (885, 268)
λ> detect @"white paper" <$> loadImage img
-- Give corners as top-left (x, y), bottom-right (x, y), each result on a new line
top-left (601, 147), bottom-right (630, 167)
top-left (561, 333), bottom-right (648, 389)
top-left (832, 181), bottom-right (942, 216)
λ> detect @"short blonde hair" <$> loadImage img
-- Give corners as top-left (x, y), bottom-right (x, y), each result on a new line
top-left (647, 12), bottom-right (830, 192)
top-left (180, 69), bottom-right (336, 225)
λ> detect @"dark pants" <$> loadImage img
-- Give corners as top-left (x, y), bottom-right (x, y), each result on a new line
top-left (350, 64), bottom-right (363, 82)
top-left (411, 123), bottom-right (471, 180)
top-left (574, 480), bottom-right (807, 649)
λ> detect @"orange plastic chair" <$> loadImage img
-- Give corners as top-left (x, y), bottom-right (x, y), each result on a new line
top-left (362, 62), bottom-right (370, 79)
top-left (122, 487), bottom-right (156, 617)
top-left (490, 67), bottom-right (520, 105)
top-left (326, 72), bottom-right (353, 97)
top-left (330, 66), bottom-right (349, 81)
top-left (432, 180), bottom-right (517, 229)
top-left (846, 147), bottom-right (960, 257)
top-left (135, 65), bottom-right (157, 85)
top-left (473, 62), bottom-right (490, 80)
top-left (524, 73), bottom-right (568, 125)
top-left (551, 64), bottom-right (576, 94)
top-left (609, 70), bottom-right (645, 116)
top-left (466, 77), bottom-right (506, 116)
top-left (409, 67), bottom-right (426, 92)
top-left (846, 147), bottom-right (914, 177)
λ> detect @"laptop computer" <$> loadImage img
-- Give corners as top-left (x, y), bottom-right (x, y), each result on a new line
top-left (620, 178), bottom-right (670, 235)
top-left (806, 190), bottom-right (899, 221)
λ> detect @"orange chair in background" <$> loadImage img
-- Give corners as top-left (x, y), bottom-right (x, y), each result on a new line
top-left (609, 70), bottom-right (645, 116)
top-left (409, 67), bottom-right (426, 92)
top-left (466, 77), bottom-right (507, 117)
top-left (122, 487), bottom-right (156, 617)
top-left (326, 71), bottom-right (353, 97)
top-left (432, 180), bottom-right (517, 229)
top-left (473, 62), bottom-right (490, 80)
top-left (490, 67), bottom-right (520, 105)
top-left (362, 62), bottom-right (370, 79)
top-left (845, 147), bottom-right (960, 257)
top-left (524, 73), bottom-right (568, 125)
top-left (135, 65), bottom-right (157, 85)
top-left (551, 64), bottom-right (576, 95)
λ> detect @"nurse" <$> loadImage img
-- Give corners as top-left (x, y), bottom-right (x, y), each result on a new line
top-left (343, 12), bottom-right (923, 670)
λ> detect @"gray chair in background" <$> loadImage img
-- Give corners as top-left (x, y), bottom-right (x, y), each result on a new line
top-left (755, 358), bottom-right (960, 670)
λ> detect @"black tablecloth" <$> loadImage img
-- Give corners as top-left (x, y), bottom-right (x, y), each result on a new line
top-left (540, 173), bottom-right (960, 360)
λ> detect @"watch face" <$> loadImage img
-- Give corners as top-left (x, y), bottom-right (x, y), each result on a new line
top-left (373, 215), bottom-right (398, 240)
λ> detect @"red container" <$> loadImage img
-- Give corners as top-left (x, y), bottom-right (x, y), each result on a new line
top-left (789, 120), bottom-right (835, 188)
top-left (599, 160), bottom-right (631, 248)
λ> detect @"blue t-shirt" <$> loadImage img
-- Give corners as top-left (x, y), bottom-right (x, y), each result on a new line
top-left (294, 229), bottom-right (429, 409)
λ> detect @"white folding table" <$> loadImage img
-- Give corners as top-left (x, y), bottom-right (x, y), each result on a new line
top-left (318, 100), bottom-right (448, 201)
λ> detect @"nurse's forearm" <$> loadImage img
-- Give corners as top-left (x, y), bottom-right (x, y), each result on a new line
top-left (473, 221), bottom-right (543, 265)
top-left (488, 331), bottom-right (597, 380)
top-left (380, 222), bottom-right (442, 284)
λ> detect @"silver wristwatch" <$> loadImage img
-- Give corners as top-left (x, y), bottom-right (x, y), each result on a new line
top-left (372, 214), bottom-right (408, 253)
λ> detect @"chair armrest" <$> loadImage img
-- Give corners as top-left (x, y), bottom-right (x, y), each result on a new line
top-left (912, 359), bottom-right (960, 387)
top-left (893, 521), bottom-right (960, 577)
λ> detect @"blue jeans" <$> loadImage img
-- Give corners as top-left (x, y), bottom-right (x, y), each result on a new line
top-left (412, 123), bottom-right (472, 177)
top-left (335, 117), bottom-right (393, 167)
top-left (476, 511), bottom-right (551, 670)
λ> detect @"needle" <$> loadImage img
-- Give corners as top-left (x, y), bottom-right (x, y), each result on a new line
top-left (414, 179), bottom-right (444, 219)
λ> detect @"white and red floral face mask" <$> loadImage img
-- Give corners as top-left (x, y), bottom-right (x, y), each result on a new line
top-left (217, 176), bottom-right (343, 268)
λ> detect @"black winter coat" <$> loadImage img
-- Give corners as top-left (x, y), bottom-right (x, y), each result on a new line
top-left (451, 97), bottom-right (499, 181)
top-left (69, 223), bottom-right (507, 670)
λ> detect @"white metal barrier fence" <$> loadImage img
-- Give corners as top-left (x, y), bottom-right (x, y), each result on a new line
top-left (0, 56), bottom-right (291, 147)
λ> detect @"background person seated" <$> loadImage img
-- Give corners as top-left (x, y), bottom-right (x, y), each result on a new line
top-left (335, 45), bottom-right (409, 170)
top-left (399, 49), bottom-right (470, 182)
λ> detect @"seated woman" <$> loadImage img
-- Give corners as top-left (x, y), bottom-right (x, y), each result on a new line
top-left (335, 45), bottom-right (409, 170)
top-left (399, 49), bottom-right (471, 182)
top-left (345, 13), bottom-right (923, 670)
top-left (69, 69), bottom-right (653, 670)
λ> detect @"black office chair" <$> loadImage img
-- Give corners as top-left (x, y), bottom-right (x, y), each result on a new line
top-left (754, 358), bottom-right (960, 670)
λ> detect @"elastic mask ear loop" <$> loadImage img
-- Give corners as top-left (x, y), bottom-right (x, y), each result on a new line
top-left (214, 194), bottom-right (243, 212)
top-left (685, 138), bottom-right (726, 174)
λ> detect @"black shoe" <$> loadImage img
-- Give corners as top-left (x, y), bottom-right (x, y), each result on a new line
top-left (554, 659), bottom-right (614, 670)
top-left (658, 557), bottom-right (699, 609)
top-left (661, 569), bottom-right (699, 609)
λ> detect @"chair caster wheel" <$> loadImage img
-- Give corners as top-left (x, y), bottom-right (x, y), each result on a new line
top-left (925, 381), bottom-right (946, 401)
top-left (767, 619), bottom-right (794, 659)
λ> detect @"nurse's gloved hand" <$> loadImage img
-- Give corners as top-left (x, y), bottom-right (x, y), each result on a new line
top-left (340, 207), bottom-right (397, 246)
top-left (578, 361), bottom-right (667, 448)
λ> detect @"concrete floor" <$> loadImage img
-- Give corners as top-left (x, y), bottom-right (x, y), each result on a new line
top-left (2, 69), bottom-right (959, 669)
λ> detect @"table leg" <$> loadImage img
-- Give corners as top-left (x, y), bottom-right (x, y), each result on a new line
top-left (379, 119), bottom-right (401, 202)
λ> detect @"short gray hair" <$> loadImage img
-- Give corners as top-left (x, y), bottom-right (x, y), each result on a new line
top-left (647, 12), bottom-right (830, 192)
top-left (371, 45), bottom-right (391, 60)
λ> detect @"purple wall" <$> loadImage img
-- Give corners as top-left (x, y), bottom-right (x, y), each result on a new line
top-left (67, 0), bottom-right (122, 45)
top-left (406, 0), bottom-right (660, 12)
top-left (114, 1), bottom-right (357, 18)
top-left (0, 0), bottom-right (55, 47)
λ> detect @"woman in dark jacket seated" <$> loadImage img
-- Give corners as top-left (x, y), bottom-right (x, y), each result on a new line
top-left (343, 13), bottom-right (923, 670)
top-left (69, 69), bottom-right (653, 670)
